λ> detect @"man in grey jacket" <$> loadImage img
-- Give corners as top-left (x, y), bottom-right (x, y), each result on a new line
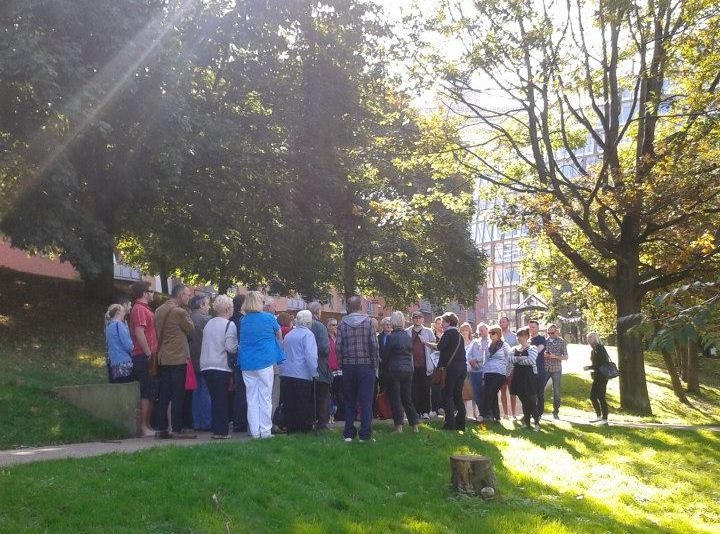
top-left (336, 295), bottom-right (379, 442)
top-left (308, 301), bottom-right (331, 430)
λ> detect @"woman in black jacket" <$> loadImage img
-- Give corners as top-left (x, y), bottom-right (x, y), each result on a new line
top-left (584, 332), bottom-right (610, 424)
top-left (436, 312), bottom-right (467, 431)
top-left (381, 311), bottom-right (419, 432)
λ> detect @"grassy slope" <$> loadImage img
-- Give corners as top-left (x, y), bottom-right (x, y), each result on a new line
top-left (0, 268), bottom-right (127, 447)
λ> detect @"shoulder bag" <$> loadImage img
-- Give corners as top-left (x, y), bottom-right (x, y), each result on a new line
top-left (110, 323), bottom-right (134, 381)
top-left (225, 319), bottom-right (237, 370)
top-left (598, 360), bottom-right (619, 379)
top-left (431, 336), bottom-right (462, 388)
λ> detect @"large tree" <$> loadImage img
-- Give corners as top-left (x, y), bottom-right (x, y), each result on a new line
top-left (1, 0), bottom-right (485, 309)
top-left (418, 0), bottom-right (720, 413)
top-left (0, 0), bottom-right (197, 298)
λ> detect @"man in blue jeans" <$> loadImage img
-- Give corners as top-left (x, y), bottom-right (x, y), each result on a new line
top-left (336, 295), bottom-right (379, 442)
top-left (544, 324), bottom-right (568, 419)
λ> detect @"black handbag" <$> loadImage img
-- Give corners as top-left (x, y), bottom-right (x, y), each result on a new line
top-left (225, 319), bottom-right (237, 370)
top-left (598, 360), bottom-right (619, 379)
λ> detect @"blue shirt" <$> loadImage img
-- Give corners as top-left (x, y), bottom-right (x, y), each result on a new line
top-left (105, 320), bottom-right (133, 365)
top-left (239, 311), bottom-right (283, 371)
top-left (280, 325), bottom-right (318, 381)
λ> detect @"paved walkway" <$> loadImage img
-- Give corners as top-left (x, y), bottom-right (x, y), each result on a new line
top-left (2, 419), bottom-right (718, 468)
top-left (0, 431), bottom-right (259, 467)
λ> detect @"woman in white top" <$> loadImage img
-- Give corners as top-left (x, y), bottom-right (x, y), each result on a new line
top-left (460, 322), bottom-right (482, 420)
top-left (482, 325), bottom-right (513, 422)
top-left (200, 295), bottom-right (238, 439)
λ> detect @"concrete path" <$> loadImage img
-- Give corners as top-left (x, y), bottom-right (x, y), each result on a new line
top-left (3, 418), bottom-right (718, 468)
top-left (0, 431), bottom-right (248, 467)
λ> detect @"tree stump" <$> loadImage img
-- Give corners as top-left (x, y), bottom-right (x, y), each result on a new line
top-left (449, 455), bottom-right (499, 499)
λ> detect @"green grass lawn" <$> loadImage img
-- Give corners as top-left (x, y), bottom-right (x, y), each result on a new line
top-left (0, 268), bottom-right (127, 448)
top-left (1, 423), bottom-right (718, 533)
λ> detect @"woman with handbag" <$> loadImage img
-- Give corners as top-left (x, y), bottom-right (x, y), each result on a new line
top-left (509, 327), bottom-right (540, 431)
top-left (584, 332), bottom-right (611, 424)
top-left (104, 304), bottom-right (135, 384)
top-left (436, 312), bottom-right (467, 431)
top-left (200, 295), bottom-right (238, 439)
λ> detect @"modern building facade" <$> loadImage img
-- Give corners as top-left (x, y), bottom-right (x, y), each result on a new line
top-left (470, 191), bottom-right (527, 328)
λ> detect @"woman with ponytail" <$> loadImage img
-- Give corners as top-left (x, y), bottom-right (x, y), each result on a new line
top-left (105, 303), bottom-right (135, 383)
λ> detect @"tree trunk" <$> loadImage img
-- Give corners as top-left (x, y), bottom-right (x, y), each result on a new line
top-left (84, 261), bottom-right (115, 302)
top-left (83, 238), bottom-right (115, 302)
top-left (677, 341), bottom-right (688, 382)
top-left (673, 343), bottom-right (682, 379)
top-left (342, 232), bottom-right (357, 299)
top-left (158, 261), bottom-right (169, 295)
top-left (449, 455), bottom-right (499, 499)
top-left (686, 339), bottom-right (700, 394)
top-left (614, 285), bottom-right (652, 415)
top-left (660, 348), bottom-right (688, 403)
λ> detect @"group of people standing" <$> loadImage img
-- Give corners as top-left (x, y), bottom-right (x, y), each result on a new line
top-left (104, 282), bottom-right (613, 441)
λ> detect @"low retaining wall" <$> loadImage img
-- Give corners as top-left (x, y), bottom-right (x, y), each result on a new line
top-left (53, 382), bottom-right (140, 436)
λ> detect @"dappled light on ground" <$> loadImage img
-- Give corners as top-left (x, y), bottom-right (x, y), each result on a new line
top-left (460, 426), bottom-right (720, 533)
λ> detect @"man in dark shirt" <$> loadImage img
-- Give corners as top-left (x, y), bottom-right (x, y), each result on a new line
top-left (405, 311), bottom-right (434, 420)
top-left (528, 320), bottom-right (547, 419)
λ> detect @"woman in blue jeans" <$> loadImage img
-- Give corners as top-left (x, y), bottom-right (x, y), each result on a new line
top-left (200, 295), bottom-right (238, 439)
top-left (460, 322), bottom-right (484, 419)
top-left (482, 325), bottom-right (512, 422)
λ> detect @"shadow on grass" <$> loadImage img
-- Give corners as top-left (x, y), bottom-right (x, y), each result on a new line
top-left (0, 426), bottom-right (684, 533)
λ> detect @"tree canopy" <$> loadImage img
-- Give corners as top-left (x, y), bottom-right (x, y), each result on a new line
top-left (414, 0), bottom-right (720, 413)
top-left (0, 0), bottom-right (485, 308)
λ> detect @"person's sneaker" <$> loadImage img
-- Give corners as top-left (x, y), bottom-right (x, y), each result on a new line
top-left (141, 428), bottom-right (156, 438)
top-left (343, 437), bottom-right (353, 443)
top-left (155, 430), bottom-right (171, 439)
top-left (533, 423), bottom-right (540, 432)
top-left (589, 417), bottom-right (603, 423)
top-left (421, 413), bottom-right (431, 421)
top-left (598, 419), bottom-right (609, 425)
top-left (553, 412), bottom-right (560, 420)
top-left (173, 430), bottom-right (197, 439)
top-left (358, 437), bottom-right (376, 443)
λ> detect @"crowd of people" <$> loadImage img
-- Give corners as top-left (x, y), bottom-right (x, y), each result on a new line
top-left (103, 281), bottom-right (615, 440)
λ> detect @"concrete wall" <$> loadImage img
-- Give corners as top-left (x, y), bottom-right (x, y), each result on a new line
top-left (54, 382), bottom-right (140, 436)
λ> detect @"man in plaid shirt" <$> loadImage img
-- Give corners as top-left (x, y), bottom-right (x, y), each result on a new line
top-left (543, 324), bottom-right (568, 419)
top-left (336, 295), bottom-right (379, 442)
